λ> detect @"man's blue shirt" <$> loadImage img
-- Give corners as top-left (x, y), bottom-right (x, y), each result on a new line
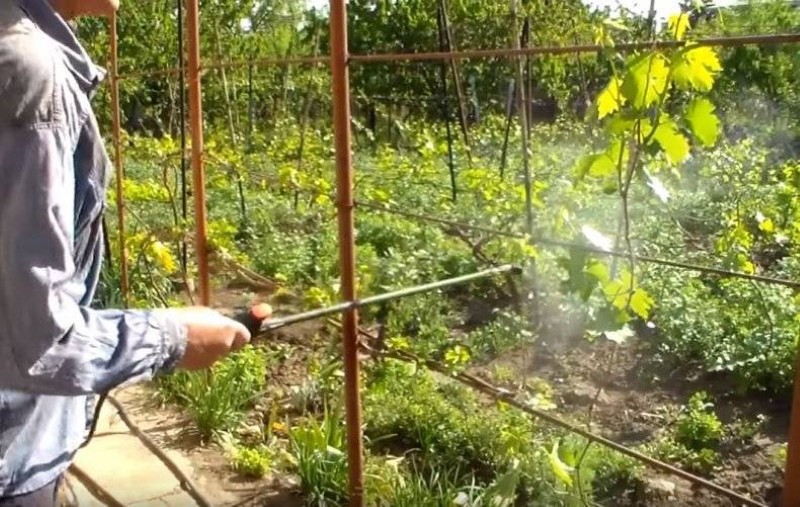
top-left (0, 0), bottom-right (187, 495)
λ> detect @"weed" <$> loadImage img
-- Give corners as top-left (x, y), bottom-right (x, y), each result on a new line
top-left (650, 437), bottom-right (720, 475)
top-left (773, 443), bottom-right (788, 468)
top-left (638, 392), bottom-right (726, 475)
top-left (230, 444), bottom-right (274, 478)
top-left (491, 365), bottom-right (516, 384)
top-left (386, 464), bottom-right (482, 507)
top-left (590, 449), bottom-right (646, 503)
top-left (728, 413), bottom-right (767, 444)
top-left (675, 391), bottom-right (724, 451)
top-left (287, 357), bottom-right (344, 414)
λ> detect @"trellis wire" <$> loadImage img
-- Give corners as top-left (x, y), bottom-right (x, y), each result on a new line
top-left (355, 199), bottom-right (800, 291)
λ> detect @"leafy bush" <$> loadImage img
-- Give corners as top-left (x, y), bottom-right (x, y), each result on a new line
top-left (644, 392), bottom-right (724, 475)
top-left (364, 361), bottom-right (537, 476)
top-left (650, 438), bottom-right (720, 475)
top-left (649, 270), bottom-right (800, 394)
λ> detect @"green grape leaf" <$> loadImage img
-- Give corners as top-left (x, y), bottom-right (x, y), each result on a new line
top-left (589, 155), bottom-right (612, 177)
top-left (603, 275), bottom-right (630, 311)
top-left (548, 442), bottom-right (574, 487)
top-left (597, 76), bottom-right (626, 119)
top-left (685, 97), bottom-right (720, 147)
top-left (652, 120), bottom-right (690, 164)
top-left (671, 45), bottom-right (722, 92)
top-left (586, 259), bottom-right (611, 284)
top-left (575, 150), bottom-right (616, 179)
top-left (585, 139), bottom-right (626, 179)
top-left (630, 288), bottom-right (655, 319)
top-left (668, 13), bottom-right (691, 41)
top-left (607, 116), bottom-right (636, 135)
top-left (621, 53), bottom-right (669, 109)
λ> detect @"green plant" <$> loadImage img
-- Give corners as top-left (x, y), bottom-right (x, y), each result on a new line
top-left (287, 357), bottom-right (345, 414)
top-left (773, 443), bottom-right (788, 469)
top-left (382, 463), bottom-right (484, 507)
top-left (229, 444), bottom-right (274, 478)
top-left (156, 345), bottom-right (268, 440)
top-left (651, 270), bottom-right (800, 394)
top-left (464, 310), bottom-right (536, 360)
top-left (589, 448), bottom-right (645, 503)
top-left (650, 437), bottom-right (720, 475)
top-left (546, 436), bottom-right (646, 504)
top-left (288, 408), bottom-right (349, 506)
top-left (675, 391), bottom-right (724, 451)
top-left (365, 360), bottom-right (537, 482)
top-left (728, 413), bottom-right (767, 443)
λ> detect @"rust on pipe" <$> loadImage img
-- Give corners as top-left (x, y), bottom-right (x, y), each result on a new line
top-left (783, 347), bottom-right (800, 506)
top-left (185, 0), bottom-right (211, 305)
top-left (330, 0), bottom-right (365, 505)
top-left (109, 13), bottom-right (129, 307)
top-left (349, 32), bottom-right (800, 63)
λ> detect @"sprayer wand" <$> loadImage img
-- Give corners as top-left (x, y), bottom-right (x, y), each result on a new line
top-left (232, 263), bottom-right (523, 338)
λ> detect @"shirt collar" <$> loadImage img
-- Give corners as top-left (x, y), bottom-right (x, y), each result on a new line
top-left (17, 0), bottom-right (107, 96)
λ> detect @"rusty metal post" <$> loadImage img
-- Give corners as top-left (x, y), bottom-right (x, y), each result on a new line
top-left (185, 0), bottom-right (211, 306)
top-left (109, 12), bottom-right (129, 307)
top-left (330, 0), bottom-right (365, 505)
top-left (783, 348), bottom-right (800, 506)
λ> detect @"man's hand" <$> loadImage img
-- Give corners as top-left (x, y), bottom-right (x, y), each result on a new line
top-left (157, 304), bottom-right (271, 370)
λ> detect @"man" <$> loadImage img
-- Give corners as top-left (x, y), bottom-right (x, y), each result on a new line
top-left (0, 0), bottom-right (269, 504)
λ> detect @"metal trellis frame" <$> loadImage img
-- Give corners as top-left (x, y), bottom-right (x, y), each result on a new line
top-left (114, 32), bottom-right (800, 82)
top-left (185, 0), bottom-right (210, 306)
top-left (107, 2), bottom-right (800, 505)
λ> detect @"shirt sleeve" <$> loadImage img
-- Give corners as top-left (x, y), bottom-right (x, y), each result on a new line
top-left (0, 122), bottom-right (189, 397)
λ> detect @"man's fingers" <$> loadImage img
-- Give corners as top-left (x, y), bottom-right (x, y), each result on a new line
top-left (229, 319), bottom-right (252, 351)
